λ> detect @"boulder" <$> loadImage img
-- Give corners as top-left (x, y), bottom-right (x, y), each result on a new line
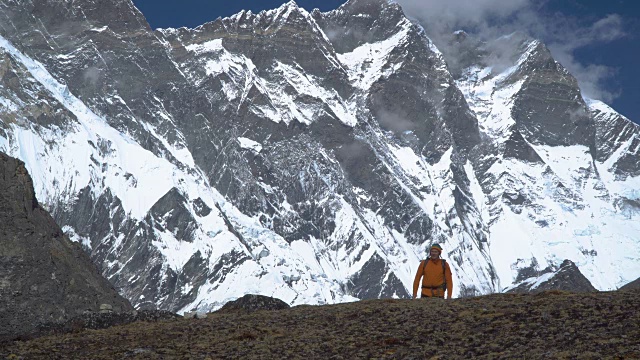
top-left (217, 294), bottom-right (290, 313)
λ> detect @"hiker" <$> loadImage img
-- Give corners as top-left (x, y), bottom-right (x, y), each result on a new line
top-left (412, 243), bottom-right (453, 299)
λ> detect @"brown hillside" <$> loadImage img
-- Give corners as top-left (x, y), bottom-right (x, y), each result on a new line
top-left (619, 277), bottom-right (640, 290)
top-left (1, 289), bottom-right (639, 359)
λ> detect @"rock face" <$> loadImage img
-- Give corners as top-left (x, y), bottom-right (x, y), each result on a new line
top-left (0, 152), bottom-right (133, 342)
top-left (218, 294), bottom-right (290, 312)
top-left (0, 0), bottom-right (638, 313)
top-left (505, 260), bottom-right (597, 294)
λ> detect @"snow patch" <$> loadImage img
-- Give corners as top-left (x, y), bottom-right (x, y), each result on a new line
top-left (237, 137), bottom-right (262, 153)
top-left (337, 19), bottom-right (411, 90)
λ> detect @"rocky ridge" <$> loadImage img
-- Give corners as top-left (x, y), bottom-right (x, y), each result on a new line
top-left (505, 259), bottom-right (597, 293)
top-left (0, 152), bottom-right (133, 342)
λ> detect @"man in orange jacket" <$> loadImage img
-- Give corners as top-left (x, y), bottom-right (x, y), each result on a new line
top-left (412, 244), bottom-right (453, 299)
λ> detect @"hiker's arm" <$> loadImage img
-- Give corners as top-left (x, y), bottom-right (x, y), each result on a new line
top-left (445, 262), bottom-right (453, 299)
top-left (412, 261), bottom-right (423, 299)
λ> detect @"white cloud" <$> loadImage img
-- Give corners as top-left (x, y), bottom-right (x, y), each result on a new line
top-left (396, 0), bottom-right (530, 31)
top-left (395, 0), bottom-right (627, 102)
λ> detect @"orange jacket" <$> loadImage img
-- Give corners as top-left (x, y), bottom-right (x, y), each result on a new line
top-left (412, 258), bottom-right (453, 298)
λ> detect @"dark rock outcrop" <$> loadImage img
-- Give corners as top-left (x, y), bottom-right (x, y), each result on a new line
top-left (0, 152), bottom-right (134, 342)
top-left (619, 277), bottom-right (640, 291)
top-left (217, 294), bottom-right (290, 313)
top-left (507, 259), bottom-right (597, 294)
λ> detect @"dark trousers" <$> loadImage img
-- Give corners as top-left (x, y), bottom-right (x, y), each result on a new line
top-left (421, 287), bottom-right (445, 298)
top-left (421, 294), bottom-right (444, 299)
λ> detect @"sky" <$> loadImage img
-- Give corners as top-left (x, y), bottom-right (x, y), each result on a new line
top-left (132, 0), bottom-right (640, 124)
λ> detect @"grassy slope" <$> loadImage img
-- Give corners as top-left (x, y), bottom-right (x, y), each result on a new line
top-left (2, 289), bottom-right (639, 359)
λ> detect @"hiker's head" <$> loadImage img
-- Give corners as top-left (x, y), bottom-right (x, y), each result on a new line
top-left (429, 244), bottom-right (442, 259)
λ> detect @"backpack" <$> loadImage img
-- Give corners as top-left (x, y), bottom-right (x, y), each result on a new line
top-left (421, 258), bottom-right (447, 290)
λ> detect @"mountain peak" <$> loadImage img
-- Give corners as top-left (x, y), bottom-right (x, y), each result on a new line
top-left (332, 0), bottom-right (399, 16)
top-left (283, 0), bottom-right (299, 9)
top-left (506, 260), bottom-right (597, 294)
top-left (453, 29), bottom-right (468, 41)
top-left (270, 0), bottom-right (309, 20)
top-left (222, 0), bottom-right (311, 26)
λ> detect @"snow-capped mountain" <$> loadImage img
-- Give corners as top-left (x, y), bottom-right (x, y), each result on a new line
top-left (0, 0), bottom-right (638, 313)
